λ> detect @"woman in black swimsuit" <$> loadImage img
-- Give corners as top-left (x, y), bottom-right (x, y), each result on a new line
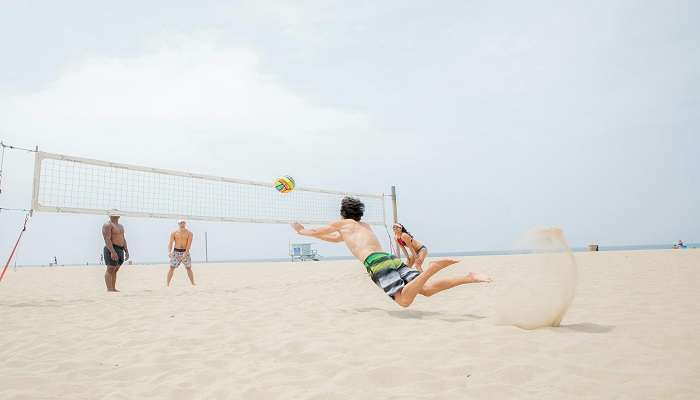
top-left (392, 223), bottom-right (428, 272)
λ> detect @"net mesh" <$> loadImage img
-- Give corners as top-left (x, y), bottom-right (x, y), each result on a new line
top-left (33, 152), bottom-right (386, 225)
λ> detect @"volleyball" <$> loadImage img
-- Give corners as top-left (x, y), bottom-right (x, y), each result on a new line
top-left (274, 175), bottom-right (295, 193)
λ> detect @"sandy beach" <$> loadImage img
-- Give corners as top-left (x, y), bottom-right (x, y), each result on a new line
top-left (1, 249), bottom-right (698, 399)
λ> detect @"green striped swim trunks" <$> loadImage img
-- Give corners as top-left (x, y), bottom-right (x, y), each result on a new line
top-left (363, 252), bottom-right (421, 298)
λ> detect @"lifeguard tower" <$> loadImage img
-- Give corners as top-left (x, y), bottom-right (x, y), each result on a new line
top-left (289, 243), bottom-right (321, 262)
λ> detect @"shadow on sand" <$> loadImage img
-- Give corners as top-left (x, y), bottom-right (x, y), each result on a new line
top-left (353, 307), bottom-right (486, 323)
top-left (556, 322), bottom-right (615, 333)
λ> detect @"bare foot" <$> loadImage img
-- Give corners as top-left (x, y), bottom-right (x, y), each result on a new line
top-left (107, 288), bottom-right (120, 292)
top-left (466, 272), bottom-right (492, 283)
top-left (426, 258), bottom-right (460, 273)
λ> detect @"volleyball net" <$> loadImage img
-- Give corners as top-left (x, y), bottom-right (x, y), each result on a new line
top-left (31, 151), bottom-right (388, 225)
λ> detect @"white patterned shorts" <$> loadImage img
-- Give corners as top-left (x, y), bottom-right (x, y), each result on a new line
top-left (170, 251), bottom-right (192, 268)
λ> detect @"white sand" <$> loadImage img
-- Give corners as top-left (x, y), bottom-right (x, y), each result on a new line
top-left (1, 250), bottom-right (699, 399)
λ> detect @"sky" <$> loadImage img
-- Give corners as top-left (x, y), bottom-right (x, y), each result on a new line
top-left (0, 0), bottom-right (698, 266)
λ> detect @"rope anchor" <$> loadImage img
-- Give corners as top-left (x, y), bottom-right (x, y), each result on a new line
top-left (0, 212), bottom-right (31, 283)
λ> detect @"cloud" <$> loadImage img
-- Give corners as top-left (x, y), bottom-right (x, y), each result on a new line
top-left (0, 32), bottom-right (397, 194)
top-left (2, 33), bottom-right (369, 139)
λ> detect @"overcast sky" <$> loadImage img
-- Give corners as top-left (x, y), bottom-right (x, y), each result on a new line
top-left (1, 0), bottom-right (698, 265)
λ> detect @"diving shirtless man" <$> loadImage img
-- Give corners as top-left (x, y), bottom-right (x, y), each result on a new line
top-left (102, 212), bottom-right (129, 292)
top-left (292, 197), bottom-right (491, 308)
top-left (167, 219), bottom-right (195, 286)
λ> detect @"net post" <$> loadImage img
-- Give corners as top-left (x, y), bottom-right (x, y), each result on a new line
top-left (390, 186), bottom-right (399, 257)
top-left (205, 231), bottom-right (209, 263)
top-left (391, 185), bottom-right (398, 224)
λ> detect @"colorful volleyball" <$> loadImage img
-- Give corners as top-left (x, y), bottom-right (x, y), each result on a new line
top-left (274, 175), bottom-right (295, 193)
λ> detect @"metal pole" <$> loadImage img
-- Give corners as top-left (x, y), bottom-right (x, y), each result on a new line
top-left (391, 185), bottom-right (398, 224)
top-left (390, 186), bottom-right (399, 257)
top-left (204, 231), bottom-right (209, 263)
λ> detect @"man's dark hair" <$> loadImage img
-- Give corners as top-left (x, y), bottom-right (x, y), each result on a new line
top-left (340, 196), bottom-right (364, 221)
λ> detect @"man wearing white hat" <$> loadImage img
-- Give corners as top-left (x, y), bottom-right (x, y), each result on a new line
top-left (102, 211), bottom-right (129, 292)
top-left (167, 219), bottom-right (195, 286)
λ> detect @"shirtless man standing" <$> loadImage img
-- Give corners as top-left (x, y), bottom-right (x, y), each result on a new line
top-left (102, 212), bottom-right (129, 292)
top-left (292, 197), bottom-right (490, 308)
top-left (167, 219), bottom-right (195, 286)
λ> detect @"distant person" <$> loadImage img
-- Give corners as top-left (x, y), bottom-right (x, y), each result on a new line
top-left (102, 212), bottom-right (129, 292)
top-left (292, 197), bottom-right (490, 308)
top-left (167, 219), bottom-right (195, 286)
top-left (392, 223), bottom-right (428, 272)
top-left (673, 240), bottom-right (687, 249)
top-left (53, 256), bottom-right (57, 266)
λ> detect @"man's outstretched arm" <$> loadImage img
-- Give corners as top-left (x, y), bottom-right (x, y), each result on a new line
top-left (291, 222), bottom-right (341, 242)
top-left (315, 232), bottom-right (343, 243)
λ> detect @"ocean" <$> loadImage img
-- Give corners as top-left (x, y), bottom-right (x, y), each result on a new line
top-left (12, 243), bottom-right (697, 268)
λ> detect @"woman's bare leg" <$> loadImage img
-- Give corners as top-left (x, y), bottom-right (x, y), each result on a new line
top-left (420, 272), bottom-right (491, 297)
top-left (393, 259), bottom-right (459, 307)
top-left (413, 248), bottom-right (428, 272)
